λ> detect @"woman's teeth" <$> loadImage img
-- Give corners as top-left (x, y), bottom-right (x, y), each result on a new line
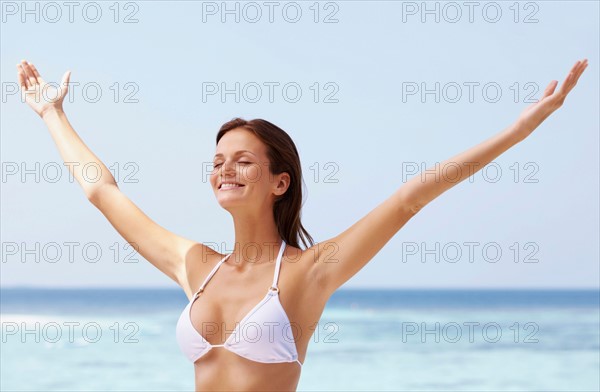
top-left (221, 184), bottom-right (243, 190)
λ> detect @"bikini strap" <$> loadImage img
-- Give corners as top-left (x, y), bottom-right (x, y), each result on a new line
top-left (269, 240), bottom-right (287, 292)
top-left (196, 253), bottom-right (232, 296)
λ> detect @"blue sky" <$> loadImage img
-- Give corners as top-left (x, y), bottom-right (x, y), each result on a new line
top-left (1, 1), bottom-right (598, 289)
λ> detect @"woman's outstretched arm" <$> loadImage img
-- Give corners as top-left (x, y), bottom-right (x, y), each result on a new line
top-left (17, 60), bottom-right (112, 198)
top-left (307, 59), bottom-right (588, 297)
top-left (17, 60), bottom-right (215, 296)
top-left (401, 59), bottom-right (589, 212)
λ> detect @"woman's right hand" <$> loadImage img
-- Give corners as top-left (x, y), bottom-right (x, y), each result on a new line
top-left (17, 60), bottom-right (71, 119)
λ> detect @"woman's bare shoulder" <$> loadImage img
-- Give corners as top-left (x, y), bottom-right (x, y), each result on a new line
top-left (179, 243), bottom-right (227, 301)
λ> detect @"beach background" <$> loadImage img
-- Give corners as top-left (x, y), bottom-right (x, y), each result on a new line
top-left (1, 0), bottom-right (598, 390)
top-left (1, 288), bottom-right (599, 391)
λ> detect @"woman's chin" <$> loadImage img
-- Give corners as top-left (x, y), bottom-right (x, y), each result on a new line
top-left (217, 196), bottom-right (246, 209)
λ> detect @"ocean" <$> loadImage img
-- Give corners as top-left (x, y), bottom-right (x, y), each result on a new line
top-left (1, 288), bottom-right (598, 391)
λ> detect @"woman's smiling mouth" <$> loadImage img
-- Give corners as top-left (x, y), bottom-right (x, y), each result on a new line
top-left (219, 182), bottom-right (245, 190)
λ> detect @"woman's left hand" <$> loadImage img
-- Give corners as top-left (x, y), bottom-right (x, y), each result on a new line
top-left (514, 59), bottom-right (588, 140)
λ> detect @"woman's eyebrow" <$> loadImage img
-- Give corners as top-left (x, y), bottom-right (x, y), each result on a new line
top-left (213, 150), bottom-right (257, 158)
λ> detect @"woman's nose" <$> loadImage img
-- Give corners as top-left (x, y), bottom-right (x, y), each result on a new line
top-left (220, 160), bottom-right (238, 177)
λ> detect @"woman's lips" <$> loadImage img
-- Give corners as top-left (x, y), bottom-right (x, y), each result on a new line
top-left (219, 184), bottom-right (245, 191)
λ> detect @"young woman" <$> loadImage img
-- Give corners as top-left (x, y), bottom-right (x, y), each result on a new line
top-left (16, 58), bottom-right (588, 391)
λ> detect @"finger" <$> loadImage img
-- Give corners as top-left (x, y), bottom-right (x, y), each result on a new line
top-left (569, 59), bottom-right (587, 83)
top-left (574, 59), bottom-right (588, 81)
top-left (16, 64), bottom-right (28, 90)
top-left (27, 61), bottom-right (45, 84)
top-left (541, 80), bottom-right (558, 100)
top-left (20, 59), bottom-right (38, 87)
top-left (557, 62), bottom-right (580, 95)
top-left (558, 72), bottom-right (574, 95)
top-left (570, 60), bottom-right (585, 82)
top-left (60, 70), bottom-right (71, 95)
top-left (560, 59), bottom-right (587, 95)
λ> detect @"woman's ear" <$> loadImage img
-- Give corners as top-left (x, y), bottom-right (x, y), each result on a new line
top-left (275, 172), bottom-right (291, 198)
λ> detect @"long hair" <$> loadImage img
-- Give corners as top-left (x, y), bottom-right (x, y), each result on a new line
top-left (216, 118), bottom-right (315, 250)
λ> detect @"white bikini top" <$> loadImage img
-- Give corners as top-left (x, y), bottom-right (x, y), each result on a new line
top-left (175, 240), bottom-right (302, 366)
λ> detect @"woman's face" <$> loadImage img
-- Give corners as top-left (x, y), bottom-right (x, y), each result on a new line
top-left (210, 127), bottom-right (287, 210)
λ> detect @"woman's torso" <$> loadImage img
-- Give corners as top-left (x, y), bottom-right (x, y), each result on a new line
top-left (181, 243), bottom-right (329, 391)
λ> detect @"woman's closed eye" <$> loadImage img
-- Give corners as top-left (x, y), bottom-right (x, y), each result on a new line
top-left (213, 161), bottom-right (251, 168)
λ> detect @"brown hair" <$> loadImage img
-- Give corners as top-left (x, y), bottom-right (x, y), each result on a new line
top-left (216, 118), bottom-right (315, 250)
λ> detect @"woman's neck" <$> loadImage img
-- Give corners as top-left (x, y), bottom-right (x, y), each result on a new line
top-left (229, 211), bottom-right (282, 270)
